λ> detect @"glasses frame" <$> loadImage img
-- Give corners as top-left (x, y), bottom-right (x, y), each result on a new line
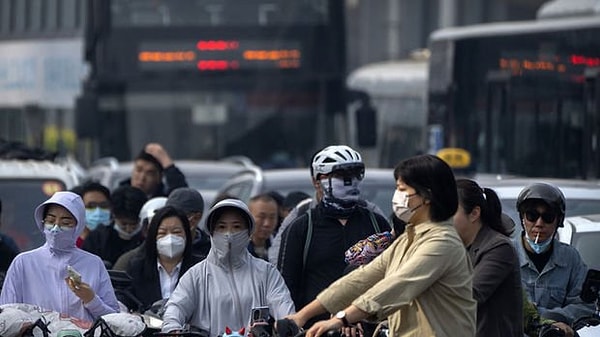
top-left (524, 209), bottom-right (557, 224)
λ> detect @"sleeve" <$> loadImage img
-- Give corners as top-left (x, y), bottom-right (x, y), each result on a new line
top-left (351, 235), bottom-right (463, 320)
top-left (539, 250), bottom-right (595, 324)
top-left (269, 206), bottom-right (301, 265)
top-left (84, 260), bottom-right (120, 319)
top-left (472, 242), bottom-right (516, 304)
top-left (277, 215), bottom-right (308, 309)
top-left (0, 255), bottom-right (23, 304)
top-left (317, 244), bottom-right (389, 316)
top-left (266, 264), bottom-right (296, 318)
top-left (523, 290), bottom-right (556, 337)
top-left (163, 165), bottom-right (188, 195)
top-left (162, 267), bottom-right (200, 332)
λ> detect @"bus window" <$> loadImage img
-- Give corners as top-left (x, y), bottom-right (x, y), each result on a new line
top-left (428, 14), bottom-right (600, 179)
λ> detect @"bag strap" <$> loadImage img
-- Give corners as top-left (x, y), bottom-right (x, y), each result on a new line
top-left (368, 210), bottom-right (380, 233)
top-left (302, 209), bottom-right (314, 274)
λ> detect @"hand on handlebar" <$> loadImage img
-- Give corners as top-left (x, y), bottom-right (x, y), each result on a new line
top-left (550, 322), bottom-right (573, 337)
top-left (304, 318), bottom-right (343, 337)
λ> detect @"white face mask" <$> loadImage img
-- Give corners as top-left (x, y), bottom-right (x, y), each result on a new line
top-left (156, 234), bottom-right (186, 258)
top-left (392, 190), bottom-right (417, 223)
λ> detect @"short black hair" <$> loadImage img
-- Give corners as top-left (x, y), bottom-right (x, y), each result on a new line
top-left (111, 186), bottom-right (148, 219)
top-left (143, 205), bottom-right (192, 270)
top-left (72, 181), bottom-right (111, 201)
top-left (394, 154), bottom-right (458, 222)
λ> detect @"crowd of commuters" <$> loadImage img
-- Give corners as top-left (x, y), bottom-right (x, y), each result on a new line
top-left (0, 142), bottom-right (595, 337)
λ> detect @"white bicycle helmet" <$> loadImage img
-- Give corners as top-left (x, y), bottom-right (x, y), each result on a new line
top-left (311, 145), bottom-right (365, 179)
top-left (139, 196), bottom-right (167, 225)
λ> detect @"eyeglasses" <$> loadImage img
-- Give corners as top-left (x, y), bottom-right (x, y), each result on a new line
top-left (524, 209), bottom-right (557, 224)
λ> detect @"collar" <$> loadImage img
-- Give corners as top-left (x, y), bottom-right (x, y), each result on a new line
top-left (515, 234), bottom-right (566, 268)
top-left (157, 259), bottom-right (182, 275)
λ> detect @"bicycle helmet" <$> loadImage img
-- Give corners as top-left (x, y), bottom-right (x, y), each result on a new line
top-left (311, 145), bottom-right (365, 180)
top-left (139, 196), bottom-right (167, 226)
top-left (516, 182), bottom-right (566, 227)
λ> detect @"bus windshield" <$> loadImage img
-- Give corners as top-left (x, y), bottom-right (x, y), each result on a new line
top-left (428, 18), bottom-right (600, 179)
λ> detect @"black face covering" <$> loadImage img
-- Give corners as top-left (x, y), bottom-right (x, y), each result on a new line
top-left (22, 318), bottom-right (51, 337)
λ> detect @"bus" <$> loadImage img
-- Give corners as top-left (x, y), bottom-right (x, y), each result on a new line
top-left (427, 8), bottom-right (600, 179)
top-left (346, 56), bottom-right (429, 167)
top-left (77, 0), bottom-right (346, 166)
top-left (0, 0), bottom-right (87, 153)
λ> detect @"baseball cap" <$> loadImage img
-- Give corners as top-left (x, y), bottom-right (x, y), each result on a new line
top-left (166, 187), bottom-right (204, 214)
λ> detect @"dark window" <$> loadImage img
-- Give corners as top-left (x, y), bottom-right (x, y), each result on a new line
top-left (0, 0), bottom-right (10, 34)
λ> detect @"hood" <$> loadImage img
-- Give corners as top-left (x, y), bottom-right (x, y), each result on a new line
top-left (204, 198), bottom-right (254, 235)
top-left (34, 191), bottom-right (86, 240)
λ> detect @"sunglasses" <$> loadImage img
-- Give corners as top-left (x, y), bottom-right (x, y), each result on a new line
top-left (524, 209), bottom-right (557, 224)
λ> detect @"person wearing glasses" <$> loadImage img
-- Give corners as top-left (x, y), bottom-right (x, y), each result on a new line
top-left (83, 186), bottom-right (147, 268)
top-left (515, 183), bottom-right (593, 328)
top-left (0, 191), bottom-right (119, 322)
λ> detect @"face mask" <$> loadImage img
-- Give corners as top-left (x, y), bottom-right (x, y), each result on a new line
top-left (211, 230), bottom-right (249, 263)
top-left (320, 177), bottom-right (361, 201)
top-left (525, 231), bottom-right (553, 254)
top-left (85, 208), bottom-right (111, 230)
top-left (392, 190), bottom-right (419, 223)
top-left (156, 234), bottom-right (186, 258)
top-left (44, 224), bottom-right (76, 251)
top-left (113, 223), bottom-right (142, 240)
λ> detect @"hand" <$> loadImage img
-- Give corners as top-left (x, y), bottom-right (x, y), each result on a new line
top-left (551, 322), bottom-right (574, 337)
top-left (342, 323), bottom-right (363, 337)
top-left (65, 277), bottom-right (95, 304)
top-left (306, 318), bottom-right (343, 337)
top-left (145, 143), bottom-right (173, 168)
top-left (284, 313), bottom-right (306, 331)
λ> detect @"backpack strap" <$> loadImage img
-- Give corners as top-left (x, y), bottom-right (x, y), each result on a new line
top-left (302, 209), bottom-right (314, 274)
top-left (368, 210), bottom-right (381, 233)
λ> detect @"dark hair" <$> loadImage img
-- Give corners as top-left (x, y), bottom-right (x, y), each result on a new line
top-left (249, 193), bottom-right (278, 205)
top-left (456, 179), bottom-right (509, 236)
top-left (208, 206), bottom-right (249, 233)
top-left (73, 181), bottom-right (111, 202)
top-left (143, 206), bottom-right (192, 271)
top-left (135, 150), bottom-right (163, 174)
top-left (111, 186), bottom-right (148, 219)
top-left (393, 154), bottom-right (458, 222)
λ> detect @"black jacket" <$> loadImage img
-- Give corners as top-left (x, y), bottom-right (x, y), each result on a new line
top-left (278, 204), bottom-right (390, 325)
top-left (119, 164), bottom-right (188, 198)
top-left (126, 252), bottom-right (202, 310)
top-left (82, 225), bottom-right (144, 267)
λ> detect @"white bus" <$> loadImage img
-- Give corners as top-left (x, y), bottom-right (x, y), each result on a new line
top-left (346, 56), bottom-right (428, 168)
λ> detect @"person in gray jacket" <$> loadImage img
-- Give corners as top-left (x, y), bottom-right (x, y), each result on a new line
top-left (161, 198), bottom-right (295, 335)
